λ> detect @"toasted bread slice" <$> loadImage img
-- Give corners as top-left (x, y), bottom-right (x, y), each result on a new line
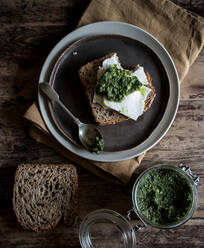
top-left (79, 53), bottom-right (156, 126)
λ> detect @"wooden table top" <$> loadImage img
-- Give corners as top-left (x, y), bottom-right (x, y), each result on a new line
top-left (0, 0), bottom-right (204, 247)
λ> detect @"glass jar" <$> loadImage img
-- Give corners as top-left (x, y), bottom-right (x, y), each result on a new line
top-left (79, 163), bottom-right (199, 248)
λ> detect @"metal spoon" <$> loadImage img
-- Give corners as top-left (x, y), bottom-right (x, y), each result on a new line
top-left (39, 82), bottom-right (104, 153)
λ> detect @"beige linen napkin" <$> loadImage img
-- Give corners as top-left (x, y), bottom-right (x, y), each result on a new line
top-left (24, 103), bottom-right (145, 184)
top-left (24, 0), bottom-right (204, 184)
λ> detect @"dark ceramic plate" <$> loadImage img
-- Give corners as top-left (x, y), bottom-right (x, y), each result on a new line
top-left (48, 35), bottom-right (169, 152)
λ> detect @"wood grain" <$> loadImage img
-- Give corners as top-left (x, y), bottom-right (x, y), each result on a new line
top-left (0, 0), bottom-right (204, 247)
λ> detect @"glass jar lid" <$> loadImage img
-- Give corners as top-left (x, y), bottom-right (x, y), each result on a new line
top-left (79, 209), bottom-right (136, 248)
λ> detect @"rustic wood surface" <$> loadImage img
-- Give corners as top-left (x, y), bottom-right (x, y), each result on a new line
top-left (0, 0), bottom-right (204, 247)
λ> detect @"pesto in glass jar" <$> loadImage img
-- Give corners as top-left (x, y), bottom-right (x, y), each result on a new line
top-left (136, 168), bottom-right (193, 225)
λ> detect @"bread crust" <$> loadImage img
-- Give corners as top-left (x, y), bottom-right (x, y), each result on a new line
top-left (79, 53), bottom-right (156, 125)
top-left (144, 72), bottom-right (156, 112)
top-left (13, 163), bottom-right (78, 232)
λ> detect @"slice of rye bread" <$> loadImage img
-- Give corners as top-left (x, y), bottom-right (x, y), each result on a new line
top-left (79, 52), bottom-right (156, 126)
top-left (13, 163), bottom-right (78, 232)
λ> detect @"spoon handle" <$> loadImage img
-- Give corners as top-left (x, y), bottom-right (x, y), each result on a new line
top-left (57, 100), bottom-right (81, 125)
top-left (40, 82), bottom-right (81, 125)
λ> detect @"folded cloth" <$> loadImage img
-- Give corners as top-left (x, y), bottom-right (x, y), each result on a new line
top-left (24, 0), bottom-right (204, 184)
top-left (24, 103), bottom-right (144, 184)
top-left (78, 0), bottom-right (204, 81)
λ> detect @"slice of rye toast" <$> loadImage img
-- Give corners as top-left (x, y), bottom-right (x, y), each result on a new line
top-left (79, 52), bottom-right (156, 126)
top-left (13, 163), bottom-right (78, 232)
